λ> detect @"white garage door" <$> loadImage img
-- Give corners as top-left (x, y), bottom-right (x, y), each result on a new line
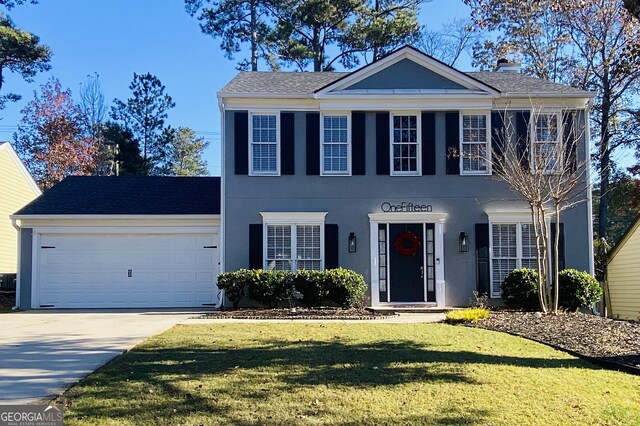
top-left (36, 233), bottom-right (219, 309)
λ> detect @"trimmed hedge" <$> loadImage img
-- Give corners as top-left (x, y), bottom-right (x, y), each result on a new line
top-left (217, 268), bottom-right (367, 309)
top-left (558, 269), bottom-right (603, 310)
top-left (500, 268), bottom-right (602, 311)
top-left (501, 268), bottom-right (540, 310)
top-left (216, 269), bottom-right (252, 308)
top-left (445, 308), bottom-right (490, 324)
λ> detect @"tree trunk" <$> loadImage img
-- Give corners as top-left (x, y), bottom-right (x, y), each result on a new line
top-left (598, 71), bottom-right (612, 239)
top-left (250, 0), bottom-right (258, 71)
top-left (373, 0), bottom-right (380, 61)
top-left (533, 206), bottom-right (548, 313)
top-left (313, 26), bottom-right (321, 71)
top-left (553, 202), bottom-right (561, 314)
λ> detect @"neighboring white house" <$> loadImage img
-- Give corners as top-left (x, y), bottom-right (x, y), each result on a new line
top-left (607, 216), bottom-right (640, 321)
top-left (0, 142), bottom-right (41, 286)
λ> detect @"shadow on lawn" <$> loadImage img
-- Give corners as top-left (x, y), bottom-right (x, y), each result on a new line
top-left (61, 338), bottom-right (597, 424)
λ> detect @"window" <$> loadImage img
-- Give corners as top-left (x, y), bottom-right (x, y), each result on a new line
top-left (490, 223), bottom-right (538, 298)
top-left (533, 112), bottom-right (561, 172)
top-left (461, 113), bottom-right (490, 174)
top-left (262, 213), bottom-right (326, 272)
top-left (321, 114), bottom-right (350, 175)
top-left (391, 114), bottom-right (420, 175)
top-left (250, 113), bottom-right (279, 175)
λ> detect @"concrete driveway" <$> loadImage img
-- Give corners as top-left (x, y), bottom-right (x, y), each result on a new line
top-left (0, 310), bottom-right (201, 405)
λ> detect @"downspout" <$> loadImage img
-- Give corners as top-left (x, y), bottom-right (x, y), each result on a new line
top-left (217, 97), bottom-right (226, 309)
top-left (11, 218), bottom-right (21, 310)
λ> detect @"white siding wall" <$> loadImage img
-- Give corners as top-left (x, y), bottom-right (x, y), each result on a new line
top-left (608, 224), bottom-right (640, 321)
top-left (0, 147), bottom-right (40, 272)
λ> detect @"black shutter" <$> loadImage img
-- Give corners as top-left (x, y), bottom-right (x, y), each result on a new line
top-left (445, 111), bottom-right (460, 174)
top-left (325, 224), bottom-right (339, 269)
top-left (516, 111), bottom-right (531, 169)
top-left (491, 111), bottom-right (505, 174)
top-left (306, 112), bottom-right (320, 175)
top-left (281, 112), bottom-right (295, 175)
top-left (563, 110), bottom-right (577, 173)
top-left (551, 223), bottom-right (566, 272)
top-left (422, 112), bottom-right (436, 175)
top-left (352, 112), bottom-right (366, 175)
top-left (475, 223), bottom-right (490, 295)
top-left (234, 111), bottom-right (248, 175)
top-left (376, 112), bottom-right (390, 175)
top-left (249, 224), bottom-right (263, 269)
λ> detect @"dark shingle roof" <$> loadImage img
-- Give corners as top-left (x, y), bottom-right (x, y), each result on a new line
top-left (14, 176), bottom-right (220, 215)
top-left (220, 71), bottom-right (348, 96)
top-left (468, 71), bottom-right (588, 95)
top-left (219, 69), bottom-right (590, 97)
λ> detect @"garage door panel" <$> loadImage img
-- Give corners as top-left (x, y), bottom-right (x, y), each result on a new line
top-left (37, 233), bottom-right (219, 308)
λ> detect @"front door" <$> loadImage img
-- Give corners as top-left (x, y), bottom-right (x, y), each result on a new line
top-left (389, 224), bottom-right (425, 302)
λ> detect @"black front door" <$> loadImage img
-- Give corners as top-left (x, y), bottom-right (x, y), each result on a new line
top-left (389, 224), bottom-right (424, 302)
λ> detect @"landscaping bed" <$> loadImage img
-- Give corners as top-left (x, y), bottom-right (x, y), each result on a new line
top-left (474, 311), bottom-right (640, 370)
top-left (199, 307), bottom-right (397, 320)
top-left (0, 292), bottom-right (15, 311)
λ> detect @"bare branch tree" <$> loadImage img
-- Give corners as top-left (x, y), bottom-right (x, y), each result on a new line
top-left (418, 18), bottom-right (478, 66)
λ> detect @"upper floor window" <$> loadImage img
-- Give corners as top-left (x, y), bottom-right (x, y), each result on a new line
top-left (321, 114), bottom-right (350, 175)
top-left (391, 113), bottom-right (420, 175)
top-left (461, 113), bottom-right (490, 175)
top-left (532, 112), bottom-right (561, 173)
top-left (250, 113), bottom-right (279, 175)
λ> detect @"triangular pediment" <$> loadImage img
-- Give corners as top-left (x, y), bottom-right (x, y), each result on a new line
top-left (315, 46), bottom-right (499, 97)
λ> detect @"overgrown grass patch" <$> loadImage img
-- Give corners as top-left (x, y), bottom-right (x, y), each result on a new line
top-left (60, 323), bottom-right (640, 425)
top-left (444, 308), bottom-right (491, 324)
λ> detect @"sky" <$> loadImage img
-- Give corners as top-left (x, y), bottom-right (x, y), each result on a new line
top-left (0, 0), bottom-right (471, 176)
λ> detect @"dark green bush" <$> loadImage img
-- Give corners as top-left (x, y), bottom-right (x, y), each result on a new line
top-left (501, 268), bottom-right (540, 310)
top-left (293, 270), bottom-right (328, 307)
top-left (217, 269), bottom-right (253, 308)
top-left (558, 269), bottom-right (602, 310)
top-left (249, 270), bottom-right (295, 308)
top-left (325, 268), bottom-right (367, 308)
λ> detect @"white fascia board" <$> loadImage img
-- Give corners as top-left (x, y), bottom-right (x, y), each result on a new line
top-left (317, 90), bottom-right (492, 99)
top-left (218, 92), bottom-right (311, 100)
top-left (11, 214), bottom-right (220, 221)
top-left (316, 48), bottom-right (500, 97)
top-left (493, 97), bottom-right (591, 110)
top-left (319, 99), bottom-right (493, 111)
top-left (13, 215), bottom-right (221, 230)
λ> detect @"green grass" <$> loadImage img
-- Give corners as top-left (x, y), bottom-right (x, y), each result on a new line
top-left (61, 323), bottom-right (640, 425)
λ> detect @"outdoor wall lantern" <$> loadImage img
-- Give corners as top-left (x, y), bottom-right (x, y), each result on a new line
top-left (348, 232), bottom-right (357, 253)
top-left (459, 232), bottom-right (469, 252)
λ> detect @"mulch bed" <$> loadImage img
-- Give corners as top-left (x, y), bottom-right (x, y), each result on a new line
top-left (198, 307), bottom-right (398, 320)
top-left (473, 311), bottom-right (640, 371)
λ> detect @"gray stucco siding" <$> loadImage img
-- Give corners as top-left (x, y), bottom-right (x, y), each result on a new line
top-left (18, 227), bottom-right (32, 310)
top-left (223, 110), bottom-right (592, 306)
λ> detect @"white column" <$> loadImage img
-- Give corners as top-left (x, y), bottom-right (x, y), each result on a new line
top-left (435, 219), bottom-right (446, 307)
top-left (369, 220), bottom-right (380, 306)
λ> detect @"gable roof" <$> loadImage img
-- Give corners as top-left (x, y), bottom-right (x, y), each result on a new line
top-left (218, 45), bottom-right (592, 98)
top-left (0, 142), bottom-right (41, 196)
top-left (13, 176), bottom-right (220, 216)
top-left (608, 214), bottom-right (640, 263)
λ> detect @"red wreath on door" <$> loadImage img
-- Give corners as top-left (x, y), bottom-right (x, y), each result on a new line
top-left (394, 231), bottom-right (421, 256)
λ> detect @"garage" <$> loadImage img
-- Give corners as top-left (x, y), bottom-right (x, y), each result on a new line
top-left (37, 233), bottom-right (219, 308)
top-left (12, 176), bottom-right (222, 310)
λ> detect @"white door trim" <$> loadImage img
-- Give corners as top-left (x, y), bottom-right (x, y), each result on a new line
top-left (369, 213), bottom-right (446, 307)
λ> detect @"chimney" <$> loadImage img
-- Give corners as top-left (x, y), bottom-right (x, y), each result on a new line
top-left (495, 58), bottom-right (520, 72)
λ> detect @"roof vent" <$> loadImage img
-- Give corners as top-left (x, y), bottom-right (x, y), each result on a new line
top-left (495, 58), bottom-right (520, 72)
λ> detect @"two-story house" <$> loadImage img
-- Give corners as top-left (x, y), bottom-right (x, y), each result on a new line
top-left (219, 46), bottom-right (594, 308)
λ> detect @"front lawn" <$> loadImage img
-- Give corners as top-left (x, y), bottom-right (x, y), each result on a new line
top-left (60, 323), bottom-right (640, 425)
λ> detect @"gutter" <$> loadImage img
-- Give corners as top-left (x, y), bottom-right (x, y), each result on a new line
top-left (11, 218), bottom-right (20, 311)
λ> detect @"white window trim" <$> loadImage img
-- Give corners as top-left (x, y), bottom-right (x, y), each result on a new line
top-left (389, 112), bottom-right (421, 176)
top-left (530, 109), bottom-right (563, 174)
top-left (459, 110), bottom-right (491, 176)
top-left (320, 112), bottom-right (352, 176)
top-left (261, 212), bottom-right (327, 272)
top-left (249, 111), bottom-right (281, 176)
